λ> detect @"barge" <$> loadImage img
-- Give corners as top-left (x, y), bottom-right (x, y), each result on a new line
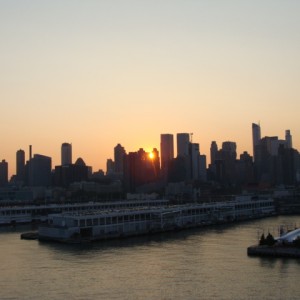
top-left (38, 196), bottom-right (275, 243)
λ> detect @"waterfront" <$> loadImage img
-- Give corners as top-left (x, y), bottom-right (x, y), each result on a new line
top-left (1, 216), bottom-right (300, 300)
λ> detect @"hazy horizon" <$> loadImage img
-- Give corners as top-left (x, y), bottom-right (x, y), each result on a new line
top-left (1, 1), bottom-right (299, 177)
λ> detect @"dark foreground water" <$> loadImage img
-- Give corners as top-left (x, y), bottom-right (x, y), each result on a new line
top-left (1, 215), bottom-right (300, 300)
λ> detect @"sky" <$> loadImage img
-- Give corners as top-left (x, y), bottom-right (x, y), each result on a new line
top-left (1, 1), bottom-right (300, 177)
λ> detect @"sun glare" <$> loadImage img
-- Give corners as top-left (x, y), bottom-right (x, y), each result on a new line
top-left (149, 152), bottom-right (154, 159)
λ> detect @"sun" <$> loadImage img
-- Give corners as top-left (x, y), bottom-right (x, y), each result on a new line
top-left (148, 152), bottom-right (154, 160)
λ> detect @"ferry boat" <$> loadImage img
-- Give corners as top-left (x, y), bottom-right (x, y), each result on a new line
top-left (0, 199), bottom-right (169, 226)
top-left (38, 196), bottom-right (275, 243)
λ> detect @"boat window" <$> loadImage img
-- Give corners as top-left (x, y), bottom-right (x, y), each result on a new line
top-left (86, 219), bottom-right (92, 226)
top-left (80, 219), bottom-right (85, 227)
top-left (93, 218), bottom-right (98, 226)
top-left (118, 216), bottom-right (123, 223)
top-left (106, 217), bottom-right (111, 225)
top-left (100, 218), bottom-right (105, 225)
top-left (112, 217), bottom-right (117, 224)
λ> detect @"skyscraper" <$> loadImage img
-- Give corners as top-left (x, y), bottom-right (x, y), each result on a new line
top-left (210, 141), bottom-right (218, 165)
top-left (28, 154), bottom-right (52, 187)
top-left (114, 144), bottom-right (126, 174)
top-left (0, 159), bottom-right (8, 186)
top-left (16, 149), bottom-right (25, 181)
top-left (160, 134), bottom-right (174, 177)
top-left (285, 130), bottom-right (292, 149)
top-left (252, 123), bottom-right (261, 162)
top-left (177, 133), bottom-right (190, 157)
top-left (61, 143), bottom-right (72, 166)
top-left (189, 143), bottom-right (200, 180)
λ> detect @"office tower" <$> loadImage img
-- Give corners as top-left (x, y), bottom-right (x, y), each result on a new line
top-left (29, 145), bottom-right (32, 160)
top-left (151, 148), bottom-right (161, 176)
top-left (106, 159), bottom-right (115, 175)
top-left (189, 143), bottom-right (200, 180)
top-left (210, 141), bottom-right (218, 165)
top-left (285, 130), bottom-right (292, 149)
top-left (16, 149), bottom-right (25, 181)
top-left (114, 144), bottom-right (126, 174)
top-left (222, 141), bottom-right (237, 159)
top-left (199, 155), bottom-right (207, 181)
top-left (61, 143), bottom-right (72, 166)
top-left (123, 148), bottom-right (160, 192)
top-left (54, 157), bottom-right (89, 187)
top-left (160, 134), bottom-right (174, 177)
top-left (217, 141), bottom-right (237, 184)
top-left (260, 136), bottom-right (279, 156)
top-left (0, 159), bottom-right (8, 186)
top-left (28, 154), bottom-right (52, 187)
top-left (252, 123), bottom-right (261, 162)
top-left (177, 133), bottom-right (190, 157)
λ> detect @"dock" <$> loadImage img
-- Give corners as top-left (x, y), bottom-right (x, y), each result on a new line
top-left (247, 245), bottom-right (300, 258)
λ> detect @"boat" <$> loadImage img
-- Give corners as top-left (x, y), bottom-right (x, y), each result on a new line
top-left (38, 196), bottom-right (275, 243)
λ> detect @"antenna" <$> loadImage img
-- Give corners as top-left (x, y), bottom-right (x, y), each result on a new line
top-left (190, 133), bottom-right (193, 143)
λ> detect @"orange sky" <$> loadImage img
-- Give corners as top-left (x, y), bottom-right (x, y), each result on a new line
top-left (1, 1), bottom-right (299, 177)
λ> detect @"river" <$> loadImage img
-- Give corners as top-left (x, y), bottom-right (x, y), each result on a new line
top-left (1, 215), bottom-right (299, 299)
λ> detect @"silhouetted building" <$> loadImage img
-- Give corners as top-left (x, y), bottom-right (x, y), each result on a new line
top-left (177, 133), bottom-right (190, 157)
top-left (16, 149), bottom-right (25, 181)
top-left (123, 148), bottom-right (160, 192)
top-left (210, 141), bottom-right (218, 165)
top-left (285, 130), bottom-right (292, 149)
top-left (0, 160), bottom-right (8, 187)
top-left (236, 151), bottom-right (254, 185)
top-left (190, 143), bottom-right (200, 181)
top-left (106, 159), bottom-right (115, 175)
top-left (114, 144), bottom-right (126, 174)
top-left (252, 123), bottom-right (261, 163)
top-left (214, 142), bottom-right (237, 185)
top-left (168, 156), bottom-right (187, 183)
top-left (199, 155), bottom-right (207, 182)
top-left (28, 154), bottom-right (52, 187)
top-left (54, 157), bottom-right (89, 187)
top-left (61, 143), bottom-right (72, 165)
top-left (160, 134), bottom-right (174, 180)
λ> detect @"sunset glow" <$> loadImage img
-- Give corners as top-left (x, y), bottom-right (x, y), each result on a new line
top-left (149, 152), bottom-right (154, 160)
top-left (0, 1), bottom-right (299, 177)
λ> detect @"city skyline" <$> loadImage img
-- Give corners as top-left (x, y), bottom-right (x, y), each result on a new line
top-left (1, 123), bottom-right (297, 179)
top-left (1, 1), bottom-right (300, 177)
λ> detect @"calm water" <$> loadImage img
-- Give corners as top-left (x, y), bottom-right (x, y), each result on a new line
top-left (1, 216), bottom-right (300, 300)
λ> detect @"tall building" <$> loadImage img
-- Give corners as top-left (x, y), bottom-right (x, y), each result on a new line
top-left (252, 123), bottom-right (261, 162)
top-left (16, 149), bottom-right (25, 181)
top-left (0, 159), bottom-right (8, 186)
top-left (114, 144), bottom-right (126, 174)
top-left (177, 133), bottom-right (190, 157)
top-left (123, 148), bottom-right (160, 192)
top-left (106, 159), bottom-right (115, 175)
top-left (222, 141), bottom-right (237, 159)
top-left (285, 130), bottom-right (292, 149)
top-left (160, 134), bottom-right (174, 178)
top-left (189, 143), bottom-right (200, 180)
top-left (61, 143), bottom-right (72, 166)
top-left (210, 141), bottom-right (218, 165)
top-left (28, 154), bottom-right (52, 187)
top-left (54, 157), bottom-right (89, 187)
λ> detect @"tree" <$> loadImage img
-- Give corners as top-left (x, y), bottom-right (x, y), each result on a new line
top-left (259, 233), bottom-right (266, 245)
top-left (265, 233), bottom-right (276, 246)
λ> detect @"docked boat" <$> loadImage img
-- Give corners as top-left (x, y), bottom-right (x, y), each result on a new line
top-left (38, 196), bottom-right (275, 243)
top-left (0, 199), bottom-right (169, 226)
